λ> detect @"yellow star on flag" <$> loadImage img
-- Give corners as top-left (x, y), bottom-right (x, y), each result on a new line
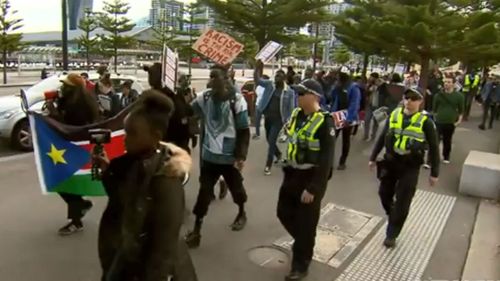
top-left (46, 144), bottom-right (67, 165)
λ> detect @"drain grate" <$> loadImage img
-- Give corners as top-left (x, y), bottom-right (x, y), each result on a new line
top-left (274, 203), bottom-right (382, 268)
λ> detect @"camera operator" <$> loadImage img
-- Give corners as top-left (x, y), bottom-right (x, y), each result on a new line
top-left (45, 73), bottom-right (100, 235)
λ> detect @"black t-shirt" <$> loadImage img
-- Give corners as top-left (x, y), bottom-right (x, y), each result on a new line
top-left (264, 88), bottom-right (283, 120)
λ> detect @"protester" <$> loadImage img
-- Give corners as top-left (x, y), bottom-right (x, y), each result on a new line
top-left (254, 60), bottom-right (295, 175)
top-left (41, 68), bottom-right (48, 80)
top-left (185, 65), bottom-right (250, 248)
top-left (119, 80), bottom-right (139, 110)
top-left (96, 73), bottom-right (120, 118)
top-left (144, 63), bottom-right (193, 153)
top-left (46, 73), bottom-right (100, 235)
top-left (95, 91), bottom-right (198, 281)
top-left (432, 76), bottom-right (464, 164)
top-left (369, 88), bottom-right (439, 248)
top-left (330, 72), bottom-right (361, 170)
top-left (286, 66), bottom-right (296, 86)
top-left (279, 79), bottom-right (335, 281)
top-left (427, 67), bottom-right (444, 112)
top-left (478, 74), bottom-right (500, 130)
top-left (253, 74), bottom-right (270, 140)
top-left (80, 72), bottom-right (96, 93)
top-left (364, 73), bottom-right (388, 141)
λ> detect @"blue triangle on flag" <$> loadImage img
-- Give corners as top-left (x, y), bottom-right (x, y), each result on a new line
top-left (33, 115), bottom-right (90, 191)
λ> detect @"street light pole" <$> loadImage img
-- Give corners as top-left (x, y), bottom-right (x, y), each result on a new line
top-left (312, 23), bottom-right (319, 71)
top-left (62, 0), bottom-right (69, 71)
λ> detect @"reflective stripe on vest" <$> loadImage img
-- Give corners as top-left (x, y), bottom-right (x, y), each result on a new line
top-left (389, 108), bottom-right (427, 155)
top-left (286, 108), bottom-right (325, 164)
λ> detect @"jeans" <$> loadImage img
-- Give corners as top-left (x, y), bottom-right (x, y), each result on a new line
top-left (480, 100), bottom-right (499, 129)
top-left (264, 116), bottom-right (283, 167)
top-left (436, 123), bottom-right (456, 161)
top-left (254, 110), bottom-right (263, 137)
top-left (364, 106), bottom-right (378, 140)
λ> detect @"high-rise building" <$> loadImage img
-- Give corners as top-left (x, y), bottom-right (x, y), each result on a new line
top-left (68, 0), bottom-right (93, 30)
top-left (149, 0), bottom-right (184, 30)
top-left (190, 5), bottom-right (216, 32)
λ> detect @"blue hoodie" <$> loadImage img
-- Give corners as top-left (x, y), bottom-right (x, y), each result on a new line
top-left (330, 82), bottom-right (361, 123)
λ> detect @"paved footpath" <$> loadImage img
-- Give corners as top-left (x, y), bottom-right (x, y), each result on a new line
top-left (0, 107), bottom-right (498, 281)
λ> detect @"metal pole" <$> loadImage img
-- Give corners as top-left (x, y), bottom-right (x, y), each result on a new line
top-left (312, 23), bottom-right (319, 71)
top-left (62, 0), bottom-right (69, 71)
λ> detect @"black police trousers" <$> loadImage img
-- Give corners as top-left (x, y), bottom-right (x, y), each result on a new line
top-left (193, 161), bottom-right (247, 218)
top-left (277, 167), bottom-right (324, 273)
top-left (378, 162), bottom-right (420, 239)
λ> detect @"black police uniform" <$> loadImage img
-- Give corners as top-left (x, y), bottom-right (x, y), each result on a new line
top-left (277, 108), bottom-right (335, 275)
top-left (370, 108), bottom-right (439, 242)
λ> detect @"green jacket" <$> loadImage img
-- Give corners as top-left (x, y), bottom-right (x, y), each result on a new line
top-left (432, 91), bottom-right (464, 124)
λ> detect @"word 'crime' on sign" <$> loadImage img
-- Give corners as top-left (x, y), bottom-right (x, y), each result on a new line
top-left (192, 29), bottom-right (244, 65)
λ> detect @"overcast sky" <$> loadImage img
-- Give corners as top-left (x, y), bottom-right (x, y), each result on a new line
top-left (12, 0), bottom-right (192, 33)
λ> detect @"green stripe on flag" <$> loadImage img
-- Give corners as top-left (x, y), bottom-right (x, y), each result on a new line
top-left (52, 174), bottom-right (107, 196)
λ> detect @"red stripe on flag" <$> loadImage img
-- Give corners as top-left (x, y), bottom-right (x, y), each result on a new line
top-left (80, 134), bottom-right (126, 170)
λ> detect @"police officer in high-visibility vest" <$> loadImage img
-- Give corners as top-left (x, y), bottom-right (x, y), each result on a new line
top-left (278, 79), bottom-right (335, 281)
top-left (462, 71), bottom-right (480, 120)
top-left (369, 88), bottom-right (440, 248)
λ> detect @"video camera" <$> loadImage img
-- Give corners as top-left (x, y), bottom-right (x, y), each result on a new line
top-left (89, 129), bottom-right (112, 180)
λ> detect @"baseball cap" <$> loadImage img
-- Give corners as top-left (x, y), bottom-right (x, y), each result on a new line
top-left (60, 73), bottom-right (85, 88)
top-left (404, 87), bottom-right (424, 100)
top-left (291, 79), bottom-right (324, 97)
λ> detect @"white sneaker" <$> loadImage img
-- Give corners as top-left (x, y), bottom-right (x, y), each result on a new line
top-left (423, 164), bottom-right (431, 169)
top-left (264, 167), bottom-right (271, 176)
top-left (443, 160), bottom-right (450, 164)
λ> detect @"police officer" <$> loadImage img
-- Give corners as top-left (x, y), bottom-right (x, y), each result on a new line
top-left (462, 71), bottom-right (481, 120)
top-left (277, 79), bottom-right (335, 281)
top-left (369, 88), bottom-right (439, 248)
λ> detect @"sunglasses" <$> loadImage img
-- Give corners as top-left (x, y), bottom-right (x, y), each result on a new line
top-left (404, 95), bottom-right (421, 101)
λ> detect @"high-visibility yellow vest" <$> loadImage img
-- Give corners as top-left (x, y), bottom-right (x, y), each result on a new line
top-left (388, 107), bottom-right (428, 155)
top-left (463, 74), bottom-right (480, 92)
top-left (286, 108), bottom-right (325, 166)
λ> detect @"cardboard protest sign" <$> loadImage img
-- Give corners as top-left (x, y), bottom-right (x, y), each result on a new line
top-left (162, 44), bottom-right (178, 91)
top-left (255, 41), bottom-right (283, 63)
top-left (192, 29), bottom-right (244, 65)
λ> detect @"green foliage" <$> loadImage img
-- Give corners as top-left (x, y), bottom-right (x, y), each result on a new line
top-left (76, 9), bottom-right (98, 69)
top-left (98, 0), bottom-right (136, 72)
top-left (0, 0), bottom-right (23, 84)
top-left (332, 45), bottom-right (351, 65)
top-left (335, 0), bottom-right (500, 92)
top-left (199, 0), bottom-right (333, 49)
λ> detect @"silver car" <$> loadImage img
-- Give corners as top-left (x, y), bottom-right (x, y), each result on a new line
top-left (0, 73), bottom-right (144, 151)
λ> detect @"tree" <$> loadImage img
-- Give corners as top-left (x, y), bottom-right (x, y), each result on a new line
top-left (332, 45), bottom-right (351, 66)
top-left (173, 2), bottom-right (209, 75)
top-left (199, 0), bottom-right (333, 50)
top-left (76, 9), bottom-right (98, 71)
top-left (98, 0), bottom-right (136, 73)
top-left (0, 0), bottom-right (22, 84)
top-left (333, 0), bottom-right (386, 77)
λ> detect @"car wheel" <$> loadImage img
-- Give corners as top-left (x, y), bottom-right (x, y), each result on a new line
top-left (11, 119), bottom-right (33, 151)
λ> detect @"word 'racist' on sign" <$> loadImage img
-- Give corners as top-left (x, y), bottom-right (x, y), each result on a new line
top-left (192, 29), bottom-right (244, 65)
